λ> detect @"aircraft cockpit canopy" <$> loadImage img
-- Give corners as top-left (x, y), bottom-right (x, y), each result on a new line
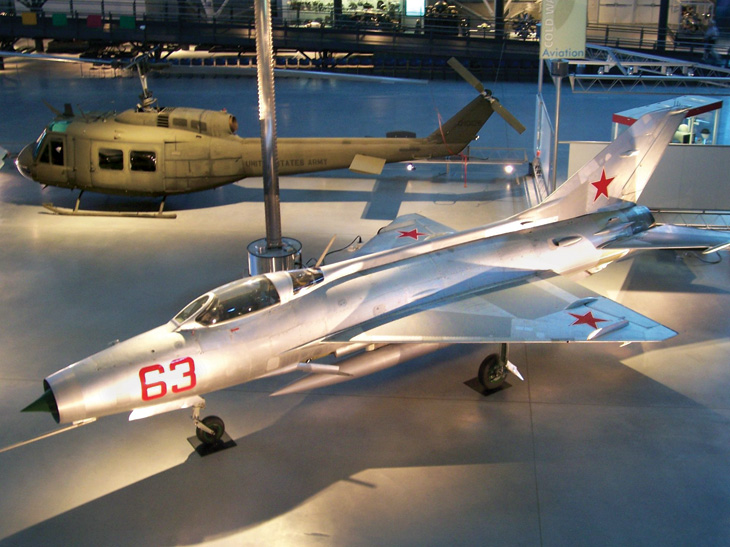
top-left (173, 269), bottom-right (324, 328)
top-left (288, 268), bottom-right (324, 294)
top-left (173, 276), bottom-right (281, 328)
top-left (173, 294), bottom-right (211, 326)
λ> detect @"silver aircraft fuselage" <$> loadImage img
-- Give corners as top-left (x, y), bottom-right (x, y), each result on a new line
top-left (43, 204), bottom-right (649, 424)
top-left (27, 106), bottom-right (730, 441)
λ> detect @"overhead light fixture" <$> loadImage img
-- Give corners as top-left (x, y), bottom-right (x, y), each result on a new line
top-left (406, 163), bottom-right (416, 171)
top-left (504, 164), bottom-right (514, 175)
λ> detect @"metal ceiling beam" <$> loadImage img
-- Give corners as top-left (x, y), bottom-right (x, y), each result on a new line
top-left (565, 45), bottom-right (730, 93)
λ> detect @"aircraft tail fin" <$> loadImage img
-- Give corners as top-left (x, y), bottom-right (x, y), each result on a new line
top-left (536, 107), bottom-right (687, 219)
top-left (425, 95), bottom-right (496, 153)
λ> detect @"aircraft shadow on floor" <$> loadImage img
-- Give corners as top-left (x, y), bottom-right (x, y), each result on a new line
top-left (3, 342), bottom-right (721, 545)
top-left (1, 164), bottom-right (523, 221)
top-left (618, 250), bottom-right (729, 296)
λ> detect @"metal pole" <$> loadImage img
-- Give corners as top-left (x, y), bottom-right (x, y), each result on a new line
top-left (550, 60), bottom-right (568, 193)
top-left (247, 0), bottom-right (302, 275)
top-left (551, 73), bottom-right (561, 193)
top-left (254, 0), bottom-right (282, 250)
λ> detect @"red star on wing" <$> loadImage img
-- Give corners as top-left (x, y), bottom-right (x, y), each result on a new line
top-left (398, 229), bottom-right (427, 240)
top-left (569, 311), bottom-right (608, 330)
top-left (590, 169), bottom-right (615, 201)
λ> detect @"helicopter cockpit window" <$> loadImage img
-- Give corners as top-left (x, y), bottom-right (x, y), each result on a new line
top-left (130, 150), bottom-right (157, 172)
top-left (99, 149), bottom-right (124, 170)
top-left (36, 138), bottom-right (64, 165)
top-left (288, 268), bottom-right (324, 294)
top-left (197, 276), bottom-right (280, 326)
top-left (48, 120), bottom-right (70, 133)
top-left (38, 143), bottom-right (50, 164)
top-left (33, 129), bottom-right (47, 160)
top-left (49, 139), bottom-right (64, 166)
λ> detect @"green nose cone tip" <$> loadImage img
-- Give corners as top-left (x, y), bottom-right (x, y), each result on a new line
top-left (22, 389), bottom-right (55, 413)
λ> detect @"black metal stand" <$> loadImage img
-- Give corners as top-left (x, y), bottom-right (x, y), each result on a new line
top-left (187, 432), bottom-right (237, 457)
top-left (463, 378), bottom-right (512, 396)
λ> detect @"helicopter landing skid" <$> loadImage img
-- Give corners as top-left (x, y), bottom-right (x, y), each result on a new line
top-left (41, 202), bottom-right (177, 219)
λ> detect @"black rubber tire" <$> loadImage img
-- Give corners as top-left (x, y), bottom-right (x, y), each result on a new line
top-left (196, 415), bottom-right (225, 445)
top-left (478, 353), bottom-right (507, 390)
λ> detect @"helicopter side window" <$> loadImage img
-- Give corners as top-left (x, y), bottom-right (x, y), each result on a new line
top-left (197, 277), bottom-right (280, 326)
top-left (130, 150), bottom-right (157, 172)
top-left (98, 148), bottom-right (124, 170)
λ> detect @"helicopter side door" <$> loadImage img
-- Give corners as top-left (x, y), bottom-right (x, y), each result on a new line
top-left (35, 133), bottom-right (70, 187)
top-left (90, 142), bottom-right (165, 195)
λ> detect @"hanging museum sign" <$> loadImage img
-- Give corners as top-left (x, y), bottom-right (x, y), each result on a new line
top-left (540, 0), bottom-right (587, 59)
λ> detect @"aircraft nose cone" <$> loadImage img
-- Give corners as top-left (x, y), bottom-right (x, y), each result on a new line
top-left (16, 144), bottom-right (33, 180)
top-left (22, 388), bottom-right (60, 423)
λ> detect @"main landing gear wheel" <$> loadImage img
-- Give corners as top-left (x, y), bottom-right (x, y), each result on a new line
top-left (478, 353), bottom-right (507, 390)
top-left (196, 415), bottom-right (225, 445)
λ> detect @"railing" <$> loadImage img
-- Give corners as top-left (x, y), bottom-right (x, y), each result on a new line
top-left (2, 1), bottom-right (725, 68)
top-left (586, 21), bottom-right (728, 58)
top-left (650, 209), bottom-right (730, 230)
top-left (0, 0), bottom-right (544, 44)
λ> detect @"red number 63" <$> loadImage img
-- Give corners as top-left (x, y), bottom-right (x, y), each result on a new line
top-left (139, 357), bottom-right (197, 401)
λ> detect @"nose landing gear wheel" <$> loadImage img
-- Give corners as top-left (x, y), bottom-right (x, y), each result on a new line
top-left (196, 415), bottom-right (225, 445)
top-left (478, 353), bottom-right (507, 390)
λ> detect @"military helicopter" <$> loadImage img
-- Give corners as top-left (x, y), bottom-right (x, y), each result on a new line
top-left (8, 53), bottom-right (525, 216)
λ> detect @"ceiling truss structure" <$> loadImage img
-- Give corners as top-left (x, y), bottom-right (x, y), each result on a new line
top-left (566, 45), bottom-right (730, 94)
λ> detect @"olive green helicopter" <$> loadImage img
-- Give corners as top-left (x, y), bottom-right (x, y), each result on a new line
top-left (9, 53), bottom-right (524, 217)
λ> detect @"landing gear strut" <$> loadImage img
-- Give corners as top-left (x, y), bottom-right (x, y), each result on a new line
top-left (192, 401), bottom-right (225, 446)
top-left (477, 343), bottom-right (523, 391)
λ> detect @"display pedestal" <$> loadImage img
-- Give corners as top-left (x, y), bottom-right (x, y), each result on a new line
top-left (187, 433), bottom-right (237, 457)
top-left (247, 236), bottom-right (302, 275)
top-left (463, 378), bottom-right (513, 397)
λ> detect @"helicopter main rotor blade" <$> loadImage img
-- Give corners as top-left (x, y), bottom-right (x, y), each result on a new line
top-left (42, 100), bottom-right (62, 117)
top-left (491, 99), bottom-right (526, 134)
top-left (447, 57), bottom-right (485, 95)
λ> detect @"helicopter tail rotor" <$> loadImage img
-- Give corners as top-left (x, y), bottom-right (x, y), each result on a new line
top-left (447, 57), bottom-right (526, 134)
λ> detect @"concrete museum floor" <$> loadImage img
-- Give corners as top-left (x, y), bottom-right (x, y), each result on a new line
top-left (0, 59), bottom-right (729, 546)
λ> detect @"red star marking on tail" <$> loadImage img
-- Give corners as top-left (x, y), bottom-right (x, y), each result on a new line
top-left (398, 229), bottom-right (427, 240)
top-left (590, 169), bottom-right (615, 201)
top-left (569, 311), bottom-right (608, 329)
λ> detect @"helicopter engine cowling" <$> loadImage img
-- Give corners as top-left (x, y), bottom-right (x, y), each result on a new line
top-left (115, 107), bottom-right (238, 138)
